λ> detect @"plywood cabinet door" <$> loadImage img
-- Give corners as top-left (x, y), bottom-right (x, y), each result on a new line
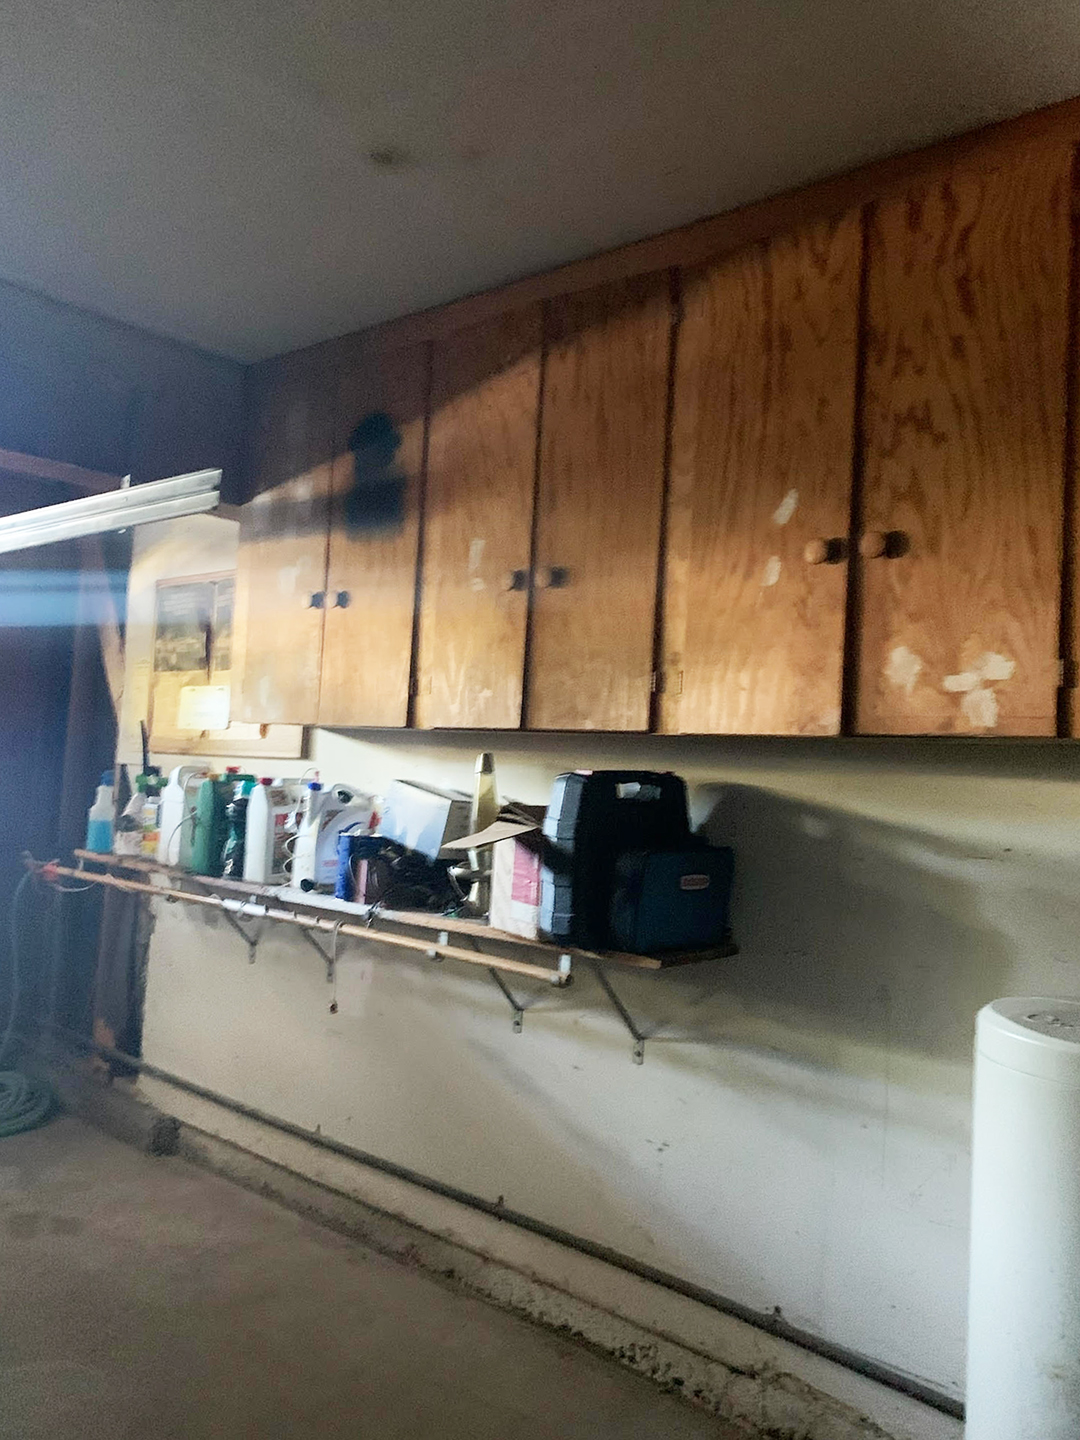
top-left (856, 145), bottom-right (1072, 735)
top-left (414, 309), bottom-right (541, 728)
top-left (526, 274), bottom-right (674, 731)
top-left (317, 342), bottom-right (430, 728)
top-left (234, 360), bottom-right (332, 725)
top-left (660, 213), bottom-right (862, 735)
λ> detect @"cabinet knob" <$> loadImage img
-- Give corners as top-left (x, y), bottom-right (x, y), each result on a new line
top-left (506, 569), bottom-right (528, 592)
top-left (542, 565), bottom-right (571, 589)
top-left (803, 538), bottom-right (844, 565)
top-left (308, 590), bottom-right (326, 609)
top-left (858, 531), bottom-right (888, 560)
top-left (332, 590), bottom-right (351, 608)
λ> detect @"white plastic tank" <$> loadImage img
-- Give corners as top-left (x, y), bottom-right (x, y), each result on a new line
top-left (967, 997), bottom-right (1080, 1439)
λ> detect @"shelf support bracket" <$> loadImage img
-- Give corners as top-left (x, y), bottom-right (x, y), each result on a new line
top-left (216, 905), bottom-right (264, 964)
top-left (488, 967), bottom-right (525, 1033)
top-left (589, 960), bottom-right (646, 1064)
top-left (297, 920), bottom-right (344, 984)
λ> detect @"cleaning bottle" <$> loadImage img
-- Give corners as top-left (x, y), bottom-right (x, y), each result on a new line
top-left (191, 769), bottom-right (255, 876)
top-left (243, 778), bottom-right (300, 884)
top-left (221, 778), bottom-right (255, 878)
top-left (140, 774), bottom-right (164, 857)
top-left (85, 770), bottom-right (114, 854)
top-left (114, 775), bottom-right (148, 856)
top-left (157, 764), bottom-right (207, 866)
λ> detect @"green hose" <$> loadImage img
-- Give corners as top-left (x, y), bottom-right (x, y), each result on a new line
top-left (0, 870), bottom-right (53, 1136)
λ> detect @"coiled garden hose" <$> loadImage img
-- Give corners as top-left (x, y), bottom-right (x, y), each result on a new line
top-left (0, 869), bottom-right (53, 1136)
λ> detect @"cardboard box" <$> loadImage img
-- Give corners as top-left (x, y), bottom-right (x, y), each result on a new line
top-left (379, 780), bottom-right (471, 860)
top-left (445, 805), bottom-right (546, 939)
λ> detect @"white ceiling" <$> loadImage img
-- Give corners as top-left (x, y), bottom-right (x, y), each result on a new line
top-left (2, 0), bottom-right (1080, 362)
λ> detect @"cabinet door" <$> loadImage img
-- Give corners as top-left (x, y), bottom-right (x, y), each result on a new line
top-left (660, 213), bottom-right (861, 735)
top-left (856, 145), bottom-right (1072, 735)
top-left (527, 274), bottom-right (673, 731)
top-left (235, 360), bottom-right (332, 724)
top-left (317, 342), bottom-right (429, 728)
top-left (415, 308), bottom-right (541, 728)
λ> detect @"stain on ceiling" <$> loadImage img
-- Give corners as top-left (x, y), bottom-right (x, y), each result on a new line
top-left (2, 0), bottom-right (1079, 360)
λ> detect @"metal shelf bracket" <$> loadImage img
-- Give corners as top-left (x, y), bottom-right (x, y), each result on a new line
top-left (590, 960), bottom-right (646, 1064)
top-left (489, 967), bottom-right (525, 1033)
top-left (297, 919), bottom-right (345, 984)
top-left (216, 903), bottom-right (264, 964)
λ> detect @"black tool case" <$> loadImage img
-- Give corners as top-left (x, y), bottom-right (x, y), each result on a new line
top-left (539, 771), bottom-right (691, 948)
top-left (609, 845), bottom-right (734, 955)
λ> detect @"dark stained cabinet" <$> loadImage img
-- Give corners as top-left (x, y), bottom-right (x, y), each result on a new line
top-left (318, 342), bottom-right (429, 728)
top-left (660, 212), bottom-right (862, 735)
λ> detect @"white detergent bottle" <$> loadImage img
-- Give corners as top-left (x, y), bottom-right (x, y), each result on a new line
top-left (244, 778), bottom-right (301, 884)
top-left (157, 765), bottom-right (207, 865)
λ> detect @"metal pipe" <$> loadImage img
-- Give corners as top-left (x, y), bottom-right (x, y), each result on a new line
top-left (39, 1019), bottom-right (961, 1421)
top-left (46, 863), bottom-right (570, 987)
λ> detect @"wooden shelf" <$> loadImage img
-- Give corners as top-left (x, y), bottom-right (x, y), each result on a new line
top-left (70, 850), bottom-right (738, 975)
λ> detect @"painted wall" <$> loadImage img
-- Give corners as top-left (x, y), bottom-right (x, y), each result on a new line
top-left (138, 715), bottom-right (1080, 1404)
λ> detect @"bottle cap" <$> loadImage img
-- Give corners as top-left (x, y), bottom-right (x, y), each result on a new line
top-left (259, 777), bottom-right (273, 786)
top-left (307, 781), bottom-right (322, 791)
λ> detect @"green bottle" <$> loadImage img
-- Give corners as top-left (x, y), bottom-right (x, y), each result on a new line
top-left (190, 770), bottom-right (256, 877)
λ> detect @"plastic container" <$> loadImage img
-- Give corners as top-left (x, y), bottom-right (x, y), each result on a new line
top-left (85, 770), bottom-right (114, 854)
top-left (967, 998), bottom-right (1080, 1438)
top-left (190, 769), bottom-right (255, 876)
top-left (222, 781), bottom-right (255, 878)
top-left (114, 776), bottom-right (151, 856)
top-left (140, 777), bottom-right (163, 857)
top-left (243, 778), bottom-right (300, 884)
top-left (292, 783), bottom-right (379, 890)
top-left (157, 765), bottom-right (207, 866)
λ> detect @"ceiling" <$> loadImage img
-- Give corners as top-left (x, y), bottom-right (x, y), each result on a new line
top-left (3, 0), bottom-right (1080, 363)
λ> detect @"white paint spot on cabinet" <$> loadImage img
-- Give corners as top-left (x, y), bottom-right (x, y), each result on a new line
top-left (761, 556), bottom-right (782, 588)
top-left (961, 686), bottom-right (999, 729)
top-left (772, 489), bottom-right (799, 526)
top-left (886, 645), bottom-right (923, 696)
top-left (975, 651), bottom-right (1015, 683)
top-left (943, 671), bottom-right (980, 693)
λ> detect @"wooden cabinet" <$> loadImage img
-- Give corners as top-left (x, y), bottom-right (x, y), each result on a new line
top-left (660, 212), bottom-right (862, 735)
top-left (236, 116), bottom-right (1080, 742)
top-left (856, 144), bottom-right (1073, 735)
top-left (234, 358), bottom-right (332, 725)
top-left (526, 274), bottom-right (674, 731)
top-left (318, 342), bottom-right (429, 727)
top-left (414, 309), bottom-right (541, 729)
top-left (237, 342), bottom-right (428, 729)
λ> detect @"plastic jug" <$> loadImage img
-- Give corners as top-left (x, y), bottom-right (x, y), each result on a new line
top-left (243, 778), bottom-right (301, 884)
top-left (157, 765), bottom-right (207, 866)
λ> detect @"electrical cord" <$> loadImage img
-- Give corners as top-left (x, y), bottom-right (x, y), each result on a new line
top-left (0, 869), bottom-right (53, 1137)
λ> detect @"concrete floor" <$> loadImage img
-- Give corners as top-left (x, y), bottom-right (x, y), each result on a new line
top-left (0, 1116), bottom-right (745, 1440)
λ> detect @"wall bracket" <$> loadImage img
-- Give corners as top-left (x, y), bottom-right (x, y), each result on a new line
top-left (489, 967), bottom-right (525, 1033)
top-left (590, 960), bottom-right (646, 1064)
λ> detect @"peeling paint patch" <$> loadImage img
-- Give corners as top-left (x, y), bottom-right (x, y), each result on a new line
top-left (962, 686), bottom-right (999, 729)
top-left (761, 556), bottom-right (782, 588)
top-left (943, 671), bottom-right (979, 693)
top-left (975, 651), bottom-right (1015, 682)
top-left (772, 489), bottom-right (798, 526)
top-left (886, 645), bottom-right (923, 696)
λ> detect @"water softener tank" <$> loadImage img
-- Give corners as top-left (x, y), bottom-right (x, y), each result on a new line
top-left (967, 997), bottom-right (1080, 1438)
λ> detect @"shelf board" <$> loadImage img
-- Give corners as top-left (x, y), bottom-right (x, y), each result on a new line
top-left (72, 850), bottom-right (737, 971)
